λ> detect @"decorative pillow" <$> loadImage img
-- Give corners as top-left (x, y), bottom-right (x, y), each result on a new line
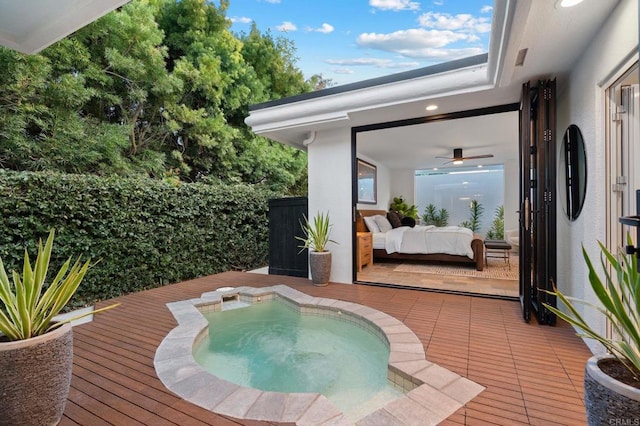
top-left (401, 216), bottom-right (416, 228)
top-left (373, 214), bottom-right (393, 233)
top-left (387, 210), bottom-right (403, 228)
top-left (363, 216), bottom-right (381, 233)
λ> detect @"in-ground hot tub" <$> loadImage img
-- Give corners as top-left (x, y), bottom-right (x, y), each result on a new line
top-left (154, 285), bottom-right (484, 424)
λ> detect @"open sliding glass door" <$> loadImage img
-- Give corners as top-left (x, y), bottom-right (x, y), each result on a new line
top-left (519, 80), bottom-right (557, 324)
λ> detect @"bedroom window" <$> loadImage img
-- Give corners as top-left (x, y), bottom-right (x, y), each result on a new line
top-left (415, 165), bottom-right (504, 235)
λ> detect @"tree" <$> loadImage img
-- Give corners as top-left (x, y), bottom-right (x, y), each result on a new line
top-left (422, 204), bottom-right (449, 227)
top-left (459, 200), bottom-right (484, 233)
top-left (73, 0), bottom-right (182, 175)
top-left (486, 205), bottom-right (505, 240)
top-left (0, 0), bottom-right (311, 194)
top-left (156, 1), bottom-right (310, 192)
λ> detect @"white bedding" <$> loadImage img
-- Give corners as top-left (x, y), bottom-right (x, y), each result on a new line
top-left (372, 232), bottom-right (387, 250)
top-left (382, 225), bottom-right (475, 259)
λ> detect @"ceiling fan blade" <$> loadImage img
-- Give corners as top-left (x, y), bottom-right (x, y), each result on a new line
top-left (462, 154), bottom-right (494, 160)
top-left (435, 156), bottom-right (453, 159)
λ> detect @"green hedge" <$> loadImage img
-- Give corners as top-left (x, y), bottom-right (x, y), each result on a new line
top-left (0, 171), bottom-right (274, 307)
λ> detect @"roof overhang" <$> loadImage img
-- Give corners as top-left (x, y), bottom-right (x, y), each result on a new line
top-left (0, 0), bottom-right (131, 54)
top-left (246, 55), bottom-right (494, 144)
top-left (245, 0), bottom-right (518, 148)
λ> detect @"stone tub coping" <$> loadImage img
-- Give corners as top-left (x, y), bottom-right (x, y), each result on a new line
top-left (154, 284), bottom-right (484, 425)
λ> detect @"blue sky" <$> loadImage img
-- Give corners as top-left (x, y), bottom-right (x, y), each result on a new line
top-left (225, 0), bottom-right (494, 86)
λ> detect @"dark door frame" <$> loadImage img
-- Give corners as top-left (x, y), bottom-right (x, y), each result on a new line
top-left (350, 103), bottom-right (520, 288)
top-left (519, 79), bottom-right (557, 324)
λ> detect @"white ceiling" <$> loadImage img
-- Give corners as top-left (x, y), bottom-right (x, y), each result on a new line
top-left (0, 0), bottom-right (130, 54)
top-left (357, 111), bottom-right (519, 171)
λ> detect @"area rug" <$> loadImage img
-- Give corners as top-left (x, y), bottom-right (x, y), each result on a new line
top-left (393, 256), bottom-right (519, 281)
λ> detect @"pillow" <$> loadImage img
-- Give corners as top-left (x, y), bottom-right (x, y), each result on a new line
top-left (374, 214), bottom-right (393, 233)
top-left (363, 216), bottom-right (381, 233)
top-left (387, 210), bottom-right (403, 228)
top-left (401, 216), bottom-right (416, 228)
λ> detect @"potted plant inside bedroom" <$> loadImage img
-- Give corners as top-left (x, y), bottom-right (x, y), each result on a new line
top-left (0, 230), bottom-right (118, 426)
top-left (543, 234), bottom-right (640, 425)
top-left (296, 211), bottom-right (337, 286)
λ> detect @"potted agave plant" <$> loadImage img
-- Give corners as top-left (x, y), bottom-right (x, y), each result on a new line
top-left (0, 230), bottom-right (118, 426)
top-left (296, 211), bottom-right (337, 286)
top-left (544, 235), bottom-right (640, 425)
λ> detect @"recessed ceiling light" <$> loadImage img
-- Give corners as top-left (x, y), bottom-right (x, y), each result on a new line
top-left (426, 104), bottom-right (438, 111)
top-left (557, 0), bottom-right (584, 7)
top-left (477, 164), bottom-right (483, 168)
top-left (433, 167), bottom-right (438, 171)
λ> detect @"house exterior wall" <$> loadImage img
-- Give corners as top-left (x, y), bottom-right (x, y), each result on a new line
top-left (556, 0), bottom-right (638, 354)
top-left (299, 0), bottom-right (638, 299)
top-left (308, 127), bottom-right (353, 284)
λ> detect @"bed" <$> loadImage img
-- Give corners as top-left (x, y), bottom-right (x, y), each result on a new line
top-left (357, 209), bottom-right (485, 271)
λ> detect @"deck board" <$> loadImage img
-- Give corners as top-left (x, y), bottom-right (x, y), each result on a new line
top-left (62, 271), bottom-right (592, 425)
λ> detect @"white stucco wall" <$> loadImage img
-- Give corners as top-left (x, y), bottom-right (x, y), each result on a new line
top-left (555, 0), bottom-right (638, 354)
top-left (308, 127), bottom-right (353, 284)
top-left (390, 169), bottom-right (416, 208)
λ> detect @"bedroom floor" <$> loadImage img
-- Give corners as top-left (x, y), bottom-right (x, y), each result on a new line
top-left (357, 257), bottom-right (519, 298)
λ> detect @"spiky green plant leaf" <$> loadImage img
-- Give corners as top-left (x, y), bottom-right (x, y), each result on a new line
top-left (295, 211), bottom-right (338, 253)
top-left (0, 230), bottom-right (118, 341)
top-left (543, 234), bottom-right (640, 378)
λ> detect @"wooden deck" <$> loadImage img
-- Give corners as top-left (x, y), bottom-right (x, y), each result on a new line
top-left (61, 272), bottom-right (592, 425)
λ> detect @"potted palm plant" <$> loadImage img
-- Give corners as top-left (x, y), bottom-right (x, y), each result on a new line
top-left (0, 230), bottom-right (118, 426)
top-left (296, 211), bottom-right (337, 286)
top-left (544, 235), bottom-right (639, 425)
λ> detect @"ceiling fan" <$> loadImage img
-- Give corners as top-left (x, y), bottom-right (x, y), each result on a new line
top-left (436, 148), bottom-right (494, 165)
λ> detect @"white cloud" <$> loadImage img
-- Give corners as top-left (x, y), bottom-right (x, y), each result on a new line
top-left (229, 16), bottom-right (252, 24)
top-left (326, 58), bottom-right (420, 69)
top-left (358, 28), bottom-right (471, 50)
top-left (333, 68), bottom-right (355, 75)
top-left (433, 0), bottom-right (444, 5)
top-left (369, 0), bottom-right (420, 11)
top-left (418, 11), bottom-right (491, 33)
top-left (263, 0), bottom-right (281, 3)
top-left (276, 21), bottom-right (297, 32)
top-left (481, 5), bottom-right (493, 14)
top-left (307, 23), bottom-right (335, 34)
top-left (356, 28), bottom-right (485, 61)
top-left (467, 34), bottom-right (480, 42)
top-left (399, 47), bottom-right (484, 61)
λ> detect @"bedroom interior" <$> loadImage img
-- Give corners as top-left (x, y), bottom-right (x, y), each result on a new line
top-left (354, 109), bottom-right (520, 297)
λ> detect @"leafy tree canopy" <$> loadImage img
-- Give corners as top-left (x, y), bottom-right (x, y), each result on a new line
top-left (0, 0), bottom-right (312, 194)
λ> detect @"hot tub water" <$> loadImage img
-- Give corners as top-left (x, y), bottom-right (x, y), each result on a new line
top-left (193, 299), bottom-right (402, 421)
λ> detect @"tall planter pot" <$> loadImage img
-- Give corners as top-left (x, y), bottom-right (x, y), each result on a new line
top-left (309, 251), bottom-right (331, 286)
top-left (0, 323), bottom-right (74, 426)
top-left (584, 355), bottom-right (640, 425)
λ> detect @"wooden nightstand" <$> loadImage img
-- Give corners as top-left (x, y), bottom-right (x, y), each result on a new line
top-left (357, 232), bottom-right (373, 272)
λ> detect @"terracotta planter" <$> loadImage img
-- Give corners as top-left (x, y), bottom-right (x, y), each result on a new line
top-left (584, 355), bottom-right (640, 425)
top-left (0, 323), bottom-right (74, 426)
top-left (309, 251), bottom-right (331, 286)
